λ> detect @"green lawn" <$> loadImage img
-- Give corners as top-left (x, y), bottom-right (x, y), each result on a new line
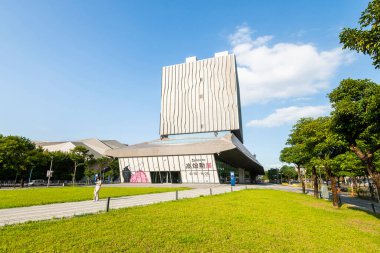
top-left (0, 190), bottom-right (379, 252)
top-left (0, 186), bottom-right (189, 209)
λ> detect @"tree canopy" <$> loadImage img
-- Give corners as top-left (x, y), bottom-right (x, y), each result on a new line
top-left (280, 117), bottom-right (347, 205)
top-left (329, 78), bottom-right (380, 196)
top-left (0, 136), bottom-right (37, 186)
top-left (340, 0), bottom-right (380, 68)
top-left (69, 146), bottom-right (93, 184)
top-left (280, 165), bottom-right (297, 182)
top-left (0, 135), bottom-right (120, 186)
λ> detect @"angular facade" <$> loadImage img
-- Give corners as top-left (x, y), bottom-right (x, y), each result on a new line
top-left (106, 52), bottom-right (263, 184)
top-left (160, 53), bottom-right (243, 142)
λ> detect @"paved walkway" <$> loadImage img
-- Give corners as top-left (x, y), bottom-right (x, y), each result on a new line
top-left (261, 184), bottom-right (380, 213)
top-left (0, 184), bottom-right (378, 227)
top-left (0, 185), bottom-right (247, 227)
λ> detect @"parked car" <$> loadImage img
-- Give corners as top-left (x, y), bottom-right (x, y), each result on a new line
top-left (28, 179), bottom-right (46, 186)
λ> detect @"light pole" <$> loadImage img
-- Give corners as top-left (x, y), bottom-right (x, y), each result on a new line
top-left (28, 168), bottom-right (33, 183)
top-left (47, 156), bottom-right (53, 187)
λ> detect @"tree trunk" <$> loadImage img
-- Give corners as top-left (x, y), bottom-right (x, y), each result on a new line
top-left (366, 164), bottom-right (380, 202)
top-left (357, 178), bottom-right (362, 197)
top-left (326, 168), bottom-right (339, 207)
top-left (296, 165), bottom-right (305, 193)
top-left (301, 174), bottom-right (306, 194)
top-left (349, 144), bottom-right (380, 202)
top-left (72, 163), bottom-right (77, 186)
top-left (352, 177), bottom-right (358, 196)
top-left (312, 166), bottom-right (318, 198)
top-left (20, 178), bottom-right (24, 188)
top-left (296, 165), bottom-right (301, 181)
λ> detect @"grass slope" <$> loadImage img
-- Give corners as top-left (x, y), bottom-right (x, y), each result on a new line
top-left (0, 187), bottom-right (188, 209)
top-left (0, 190), bottom-right (379, 252)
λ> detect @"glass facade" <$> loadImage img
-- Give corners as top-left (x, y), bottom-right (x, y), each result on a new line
top-left (215, 157), bottom-right (239, 184)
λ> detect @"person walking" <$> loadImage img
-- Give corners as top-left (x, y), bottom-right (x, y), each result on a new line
top-left (93, 177), bottom-right (102, 202)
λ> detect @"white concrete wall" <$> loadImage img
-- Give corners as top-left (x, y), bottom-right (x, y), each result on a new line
top-left (160, 54), bottom-right (242, 140)
top-left (119, 154), bottom-right (220, 184)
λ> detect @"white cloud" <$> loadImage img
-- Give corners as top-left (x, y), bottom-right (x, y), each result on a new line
top-left (246, 105), bottom-right (331, 128)
top-left (230, 25), bottom-right (353, 105)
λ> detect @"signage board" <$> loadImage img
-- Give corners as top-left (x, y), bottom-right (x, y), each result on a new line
top-left (230, 171), bottom-right (235, 186)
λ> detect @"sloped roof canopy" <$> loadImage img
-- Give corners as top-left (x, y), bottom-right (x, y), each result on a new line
top-left (35, 139), bottom-right (127, 159)
top-left (105, 133), bottom-right (264, 175)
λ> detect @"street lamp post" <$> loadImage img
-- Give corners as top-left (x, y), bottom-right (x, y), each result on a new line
top-left (28, 168), bottom-right (33, 183)
top-left (47, 156), bottom-right (53, 187)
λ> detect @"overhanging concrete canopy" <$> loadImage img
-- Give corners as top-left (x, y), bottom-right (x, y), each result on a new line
top-left (106, 133), bottom-right (264, 175)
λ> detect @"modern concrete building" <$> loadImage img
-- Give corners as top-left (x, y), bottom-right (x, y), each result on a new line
top-left (160, 52), bottom-right (243, 141)
top-left (106, 52), bottom-right (264, 184)
top-left (35, 138), bottom-right (127, 158)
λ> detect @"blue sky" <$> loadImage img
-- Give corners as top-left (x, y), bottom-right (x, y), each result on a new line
top-left (0, 0), bottom-right (379, 169)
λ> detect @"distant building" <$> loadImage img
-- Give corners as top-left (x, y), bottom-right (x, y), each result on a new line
top-left (106, 52), bottom-right (264, 184)
top-left (35, 138), bottom-right (127, 158)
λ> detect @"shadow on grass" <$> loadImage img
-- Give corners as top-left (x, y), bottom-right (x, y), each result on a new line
top-left (346, 206), bottom-right (380, 219)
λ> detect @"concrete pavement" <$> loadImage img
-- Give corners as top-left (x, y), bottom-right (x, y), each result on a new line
top-left (0, 184), bottom-right (378, 227)
top-left (0, 185), bottom-right (247, 227)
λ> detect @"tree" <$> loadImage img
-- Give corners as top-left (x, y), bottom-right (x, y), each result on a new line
top-left (329, 78), bottom-right (380, 199)
top-left (0, 136), bottom-right (36, 187)
top-left (280, 118), bottom-right (318, 194)
top-left (94, 156), bottom-right (113, 177)
top-left (280, 144), bottom-right (308, 193)
top-left (69, 146), bottom-right (92, 185)
top-left (334, 151), bottom-right (366, 195)
top-left (25, 147), bottom-right (50, 183)
top-left (85, 156), bottom-right (115, 184)
top-left (267, 168), bottom-right (279, 182)
top-left (102, 158), bottom-right (120, 182)
top-left (308, 117), bottom-right (347, 207)
top-left (340, 0), bottom-right (380, 68)
top-left (280, 165), bottom-right (297, 182)
top-left (282, 117), bottom-right (348, 205)
top-left (49, 151), bottom-right (73, 181)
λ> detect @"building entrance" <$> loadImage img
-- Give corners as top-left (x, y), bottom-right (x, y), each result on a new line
top-left (150, 172), bottom-right (181, 184)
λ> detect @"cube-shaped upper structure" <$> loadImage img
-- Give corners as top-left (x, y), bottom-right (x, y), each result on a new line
top-left (159, 52), bottom-right (243, 142)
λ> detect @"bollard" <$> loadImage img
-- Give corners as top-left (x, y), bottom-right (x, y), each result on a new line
top-left (176, 190), bottom-right (178, 200)
top-left (210, 188), bottom-right (212, 196)
top-left (231, 186), bottom-right (233, 192)
top-left (371, 203), bottom-right (376, 214)
top-left (106, 197), bottom-right (111, 212)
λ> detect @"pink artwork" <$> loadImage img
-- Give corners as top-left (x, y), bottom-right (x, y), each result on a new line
top-left (130, 170), bottom-right (149, 183)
